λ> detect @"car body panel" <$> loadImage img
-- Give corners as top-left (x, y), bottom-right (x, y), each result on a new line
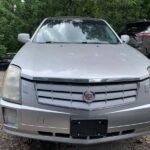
top-left (12, 42), bottom-right (149, 81)
top-left (1, 17), bottom-right (150, 144)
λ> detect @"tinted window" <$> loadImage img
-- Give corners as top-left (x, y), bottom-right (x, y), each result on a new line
top-left (33, 19), bottom-right (120, 44)
top-left (126, 26), bottom-right (148, 34)
top-left (124, 22), bottom-right (150, 35)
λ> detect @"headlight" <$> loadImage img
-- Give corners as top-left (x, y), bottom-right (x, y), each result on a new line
top-left (2, 65), bottom-right (21, 103)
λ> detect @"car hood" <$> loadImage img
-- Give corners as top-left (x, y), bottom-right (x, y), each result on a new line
top-left (12, 42), bottom-right (150, 82)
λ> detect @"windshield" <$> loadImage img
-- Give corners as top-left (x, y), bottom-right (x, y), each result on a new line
top-left (33, 19), bottom-right (120, 44)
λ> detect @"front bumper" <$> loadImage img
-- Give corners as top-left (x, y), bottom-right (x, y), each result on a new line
top-left (1, 99), bottom-right (150, 144)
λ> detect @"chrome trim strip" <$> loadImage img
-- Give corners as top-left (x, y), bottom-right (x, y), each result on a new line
top-left (0, 99), bottom-right (70, 115)
top-left (109, 121), bottom-right (150, 129)
top-left (21, 76), bottom-right (148, 83)
top-left (109, 104), bottom-right (150, 114)
top-left (21, 123), bottom-right (69, 130)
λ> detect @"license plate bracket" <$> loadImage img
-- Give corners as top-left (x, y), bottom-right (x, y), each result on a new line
top-left (70, 119), bottom-right (108, 137)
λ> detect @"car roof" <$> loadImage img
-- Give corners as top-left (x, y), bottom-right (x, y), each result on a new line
top-left (46, 16), bottom-right (105, 22)
top-left (127, 21), bottom-right (150, 27)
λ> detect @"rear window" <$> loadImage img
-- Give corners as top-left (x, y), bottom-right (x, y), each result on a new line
top-left (124, 22), bottom-right (150, 34)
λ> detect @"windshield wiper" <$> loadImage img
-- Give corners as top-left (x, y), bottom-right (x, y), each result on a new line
top-left (36, 41), bottom-right (52, 44)
top-left (40, 41), bottom-right (68, 44)
top-left (45, 41), bottom-right (52, 43)
top-left (81, 41), bottom-right (103, 44)
top-left (81, 42), bottom-right (88, 44)
top-left (36, 41), bottom-right (114, 44)
top-left (81, 41), bottom-right (120, 44)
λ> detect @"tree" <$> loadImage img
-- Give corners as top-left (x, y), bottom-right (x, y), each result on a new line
top-left (0, 0), bottom-right (24, 56)
top-left (0, 0), bottom-right (149, 57)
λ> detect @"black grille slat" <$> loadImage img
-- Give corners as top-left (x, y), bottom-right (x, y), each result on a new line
top-left (36, 82), bottom-right (137, 93)
top-left (37, 129), bottom-right (135, 139)
top-left (37, 88), bottom-right (137, 94)
top-left (37, 90), bottom-right (136, 101)
top-left (38, 95), bottom-right (136, 103)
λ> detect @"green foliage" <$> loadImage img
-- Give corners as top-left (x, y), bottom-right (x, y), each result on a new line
top-left (0, 0), bottom-right (24, 56)
top-left (0, 35), bottom-right (7, 57)
top-left (0, 0), bottom-right (149, 57)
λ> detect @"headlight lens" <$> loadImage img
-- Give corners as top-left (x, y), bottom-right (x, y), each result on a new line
top-left (2, 65), bottom-right (21, 103)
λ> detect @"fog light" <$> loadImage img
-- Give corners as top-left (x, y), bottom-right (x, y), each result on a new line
top-left (4, 108), bottom-right (17, 126)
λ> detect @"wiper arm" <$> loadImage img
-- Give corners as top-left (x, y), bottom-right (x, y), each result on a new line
top-left (81, 42), bottom-right (104, 44)
top-left (82, 41), bottom-right (90, 44)
top-left (81, 41), bottom-right (116, 44)
top-left (40, 41), bottom-right (67, 44)
top-left (36, 41), bottom-right (52, 44)
top-left (45, 41), bottom-right (52, 43)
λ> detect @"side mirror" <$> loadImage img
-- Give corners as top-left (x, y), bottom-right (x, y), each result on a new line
top-left (121, 35), bottom-right (130, 44)
top-left (18, 33), bottom-right (30, 43)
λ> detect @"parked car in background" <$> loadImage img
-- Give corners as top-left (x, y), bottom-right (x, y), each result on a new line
top-left (0, 53), bottom-right (16, 70)
top-left (1, 17), bottom-right (150, 144)
top-left (121, 20), bottom-right (150, 57)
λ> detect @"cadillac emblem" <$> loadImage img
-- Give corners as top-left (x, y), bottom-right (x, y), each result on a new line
top-left (83, 91), bottom-right (95, 103)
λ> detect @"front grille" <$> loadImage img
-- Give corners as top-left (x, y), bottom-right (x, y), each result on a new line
top-left (35, 81), bottom-right (138, 110)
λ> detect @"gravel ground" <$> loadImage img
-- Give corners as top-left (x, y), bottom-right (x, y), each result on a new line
top-left (0, 71), bottom-right (150, 150)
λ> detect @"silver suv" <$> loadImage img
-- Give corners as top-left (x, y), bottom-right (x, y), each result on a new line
top-left (1, 17), bottom-right (150, 144)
